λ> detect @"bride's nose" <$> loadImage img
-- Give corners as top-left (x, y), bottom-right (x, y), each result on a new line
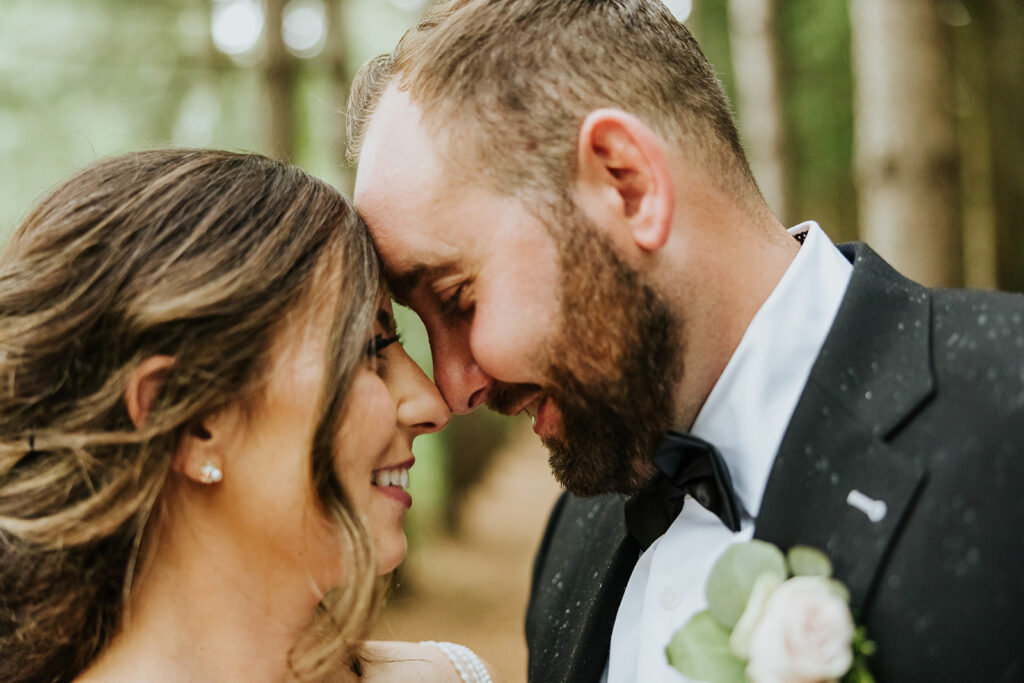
top-left (391, 347), bottom-right (451, 436)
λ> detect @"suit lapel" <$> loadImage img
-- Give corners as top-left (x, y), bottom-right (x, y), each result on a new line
top-left (527, 494), bottom-right (639, 683)
top-left (563, 533), bottom-right (640, 682)
top-left (755, 243), bottom-right (931, 612)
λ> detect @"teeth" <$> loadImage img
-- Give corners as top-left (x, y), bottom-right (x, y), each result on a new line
top-left (373, 466), bottom-right (410, 489)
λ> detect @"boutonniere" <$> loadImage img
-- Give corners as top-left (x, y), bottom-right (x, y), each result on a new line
top-left (666, 540), bottom-right (876, 683)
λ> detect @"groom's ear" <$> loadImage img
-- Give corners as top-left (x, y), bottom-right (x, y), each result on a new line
top-left (574, 109), bottom-right (674, 253)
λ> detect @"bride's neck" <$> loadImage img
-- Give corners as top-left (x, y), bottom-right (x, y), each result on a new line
top-left (78, 510), bottom-right (325, 682)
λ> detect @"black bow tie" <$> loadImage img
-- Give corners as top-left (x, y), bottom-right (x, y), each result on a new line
top-left (624, 430), bottom-right (743, 550)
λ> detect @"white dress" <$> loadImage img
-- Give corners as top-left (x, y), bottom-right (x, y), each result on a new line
top-left (419, 641), bottom-right (493, 683)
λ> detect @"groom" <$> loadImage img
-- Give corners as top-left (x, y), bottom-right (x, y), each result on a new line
top-left (349, 1), bottom-right (1024, 681)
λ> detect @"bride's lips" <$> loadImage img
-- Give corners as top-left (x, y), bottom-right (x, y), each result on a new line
top-left (371, 457), bottom-right (414, 509)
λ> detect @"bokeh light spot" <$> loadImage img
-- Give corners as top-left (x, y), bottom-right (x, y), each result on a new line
top-left (283, 0), bottom-right (326, 58)
top-left (212, 0), bottom-right (264, 56)
top-left (661, 0), bottom-right (693, 23)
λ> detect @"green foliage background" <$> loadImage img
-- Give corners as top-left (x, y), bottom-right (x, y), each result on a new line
top-left (0, 0), bottom-right (419, 232)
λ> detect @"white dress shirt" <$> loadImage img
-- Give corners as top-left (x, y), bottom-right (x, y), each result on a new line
top-left (603, 222), bottom-right (854, 683)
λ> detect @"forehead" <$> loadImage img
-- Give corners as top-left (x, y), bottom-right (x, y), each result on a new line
top-left (354, 86), bottom-right (459, 272)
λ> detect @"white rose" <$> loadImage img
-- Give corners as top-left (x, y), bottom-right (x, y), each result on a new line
top-left (745, 576), bottom-right (855, 683)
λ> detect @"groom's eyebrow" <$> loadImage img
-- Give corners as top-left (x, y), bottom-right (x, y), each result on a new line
top-left (386, 266), bottom-right (427, 307)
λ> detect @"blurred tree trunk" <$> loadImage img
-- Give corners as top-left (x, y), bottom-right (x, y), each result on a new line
top-left (323, 0), bottom-right (352, 193)
top-left (775, 0), bottom-right (857, 243)
top-left (972, 0), bottom-right (1024, 291)
top-left (849, 0), bottom-right (963, 287)
top-left (685, 0), bottom-right (702, 38)
top-left (264, 0), bottom-right (297, 160)
top-left (442, 411), bottom-right (511, 535)
top-left (689, 0), bottom-right (736, 107)
top-left (727, 0), bottom-right (791, 222)
top-left (954, 4), bottom-right (998, 290)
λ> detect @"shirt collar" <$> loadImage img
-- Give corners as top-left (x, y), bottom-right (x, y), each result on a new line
top-left (688, 222), bottom-right (853, 518)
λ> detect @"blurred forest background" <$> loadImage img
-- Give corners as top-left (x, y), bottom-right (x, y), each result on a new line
top-left (2, 0), bottom-right (1023, 680)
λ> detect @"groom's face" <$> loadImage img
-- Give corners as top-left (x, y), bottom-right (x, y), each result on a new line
top-left (355, 86), bottom-right (680, 495)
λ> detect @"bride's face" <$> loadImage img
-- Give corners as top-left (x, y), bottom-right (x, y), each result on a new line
top-left (334, 301), bottom-right (451, 574)
top-left (212, 295), bottom-right (448, 591)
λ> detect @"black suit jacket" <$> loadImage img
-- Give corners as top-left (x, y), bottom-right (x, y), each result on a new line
top-left (525, 243), bottom-right (1024, 682)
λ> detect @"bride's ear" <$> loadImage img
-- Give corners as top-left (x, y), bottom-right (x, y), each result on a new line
top-left (126, 355), bottom-right (233, 486)
top-left (124, 355), bottom-right (176, 428)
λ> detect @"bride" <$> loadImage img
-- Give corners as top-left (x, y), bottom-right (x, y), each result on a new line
top-left (0, 149), bottom-right (500, 682)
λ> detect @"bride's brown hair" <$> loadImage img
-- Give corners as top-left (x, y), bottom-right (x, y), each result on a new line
top-left (0, 149), bottom-right (384, 681)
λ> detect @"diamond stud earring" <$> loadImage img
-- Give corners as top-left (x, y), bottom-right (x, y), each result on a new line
top-left (199, 462), bottom-right (223, 484)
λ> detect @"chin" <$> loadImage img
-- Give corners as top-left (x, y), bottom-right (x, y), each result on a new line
top-left (376, 534), bottom-right (408, 575)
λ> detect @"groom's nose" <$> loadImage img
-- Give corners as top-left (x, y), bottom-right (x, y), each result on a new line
top-left (430, 330), bottom-right (492, 415)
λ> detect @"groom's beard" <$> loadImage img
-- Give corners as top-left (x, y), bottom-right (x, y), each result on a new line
top-left (488, 211), bottom-right (682, 497)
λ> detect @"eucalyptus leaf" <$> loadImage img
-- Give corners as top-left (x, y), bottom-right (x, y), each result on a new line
top-left (827, 577), bottom-right (851, 604)
top-left (852, 626), bottom-right (877, 656)
top-left (666, 610), bottom-right (747, 683)
top-left (787, 545), bottom-right (833, 577)
top-left (706, 541), bottom-right (787, 628)
top-left (842, 662), bottom-right (877, 683)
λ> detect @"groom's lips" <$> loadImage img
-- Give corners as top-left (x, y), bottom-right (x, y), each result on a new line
top-left (509, 392), bottom-right (541, 418)
top-left (504, 390), bottom-right (561, 439)
top-left (532, 396), bottom-right (561, 439)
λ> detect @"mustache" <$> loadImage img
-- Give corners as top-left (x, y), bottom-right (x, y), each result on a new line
top-left (486, 380), bottom-right (544, 415)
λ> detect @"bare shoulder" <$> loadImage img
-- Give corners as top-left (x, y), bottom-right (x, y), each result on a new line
top-left (361, 641), bottom-right (504, 683)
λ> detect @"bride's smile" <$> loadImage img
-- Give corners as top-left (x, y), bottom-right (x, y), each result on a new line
top-left (371, 457), bottom-right (414, 506)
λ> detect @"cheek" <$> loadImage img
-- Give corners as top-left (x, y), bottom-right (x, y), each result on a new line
top-left (470, 293), bottom-right (559, 380)
top-left (359, 387), bottom-right (395, 445)
top-left (337, 374), bottom-right (408, 575)
top-left (335, 373), bottom-right (396, 476)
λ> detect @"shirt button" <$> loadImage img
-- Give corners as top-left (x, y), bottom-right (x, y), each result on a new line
top-left (658, 585), bottom-right (681, 610)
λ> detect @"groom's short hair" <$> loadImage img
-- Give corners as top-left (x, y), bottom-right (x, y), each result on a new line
top-left (348, 0), bottom-right (758, 207)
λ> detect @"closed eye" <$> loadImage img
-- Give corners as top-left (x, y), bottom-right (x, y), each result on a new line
top-left (439, 284), bottom-right (466, 317)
